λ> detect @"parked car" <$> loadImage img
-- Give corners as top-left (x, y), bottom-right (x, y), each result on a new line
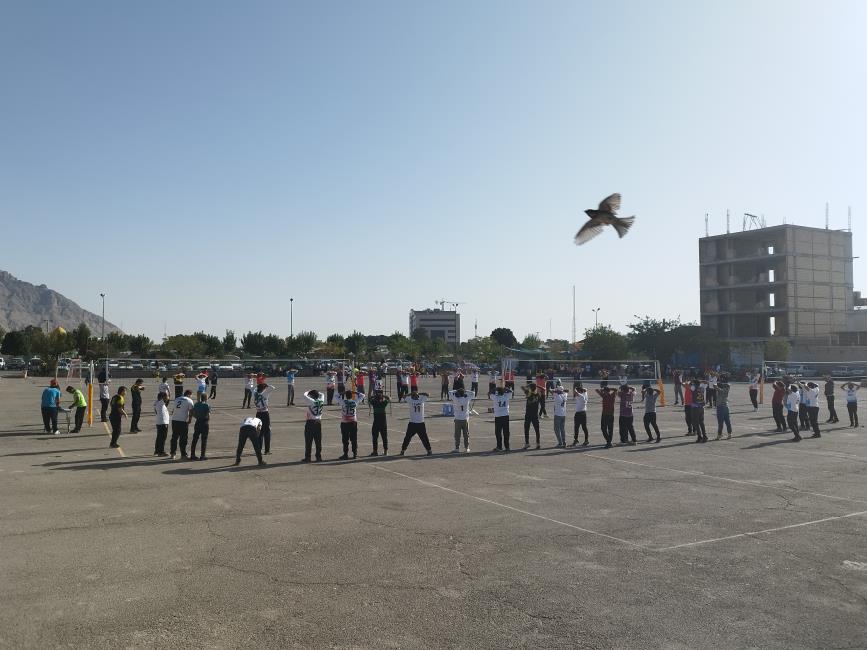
top-left (0, 357), bottom-right (5, 370)
top-left (8, 357), bottom-right (26, 370)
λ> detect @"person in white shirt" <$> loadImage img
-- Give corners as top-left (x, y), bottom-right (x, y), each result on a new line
top-left (785, 384), bottom-right (802, 441)
top-left (158, 377), bottom-right (171, 403)
top-left (470, 370), bottom-right (480, 396)
top-left (302, 390), bottom-right (325, 462)
top-left (325, 371), bottom-right (337, 406)
top-left (153, 391), bottom-right (171, 457)
top-left (399, 370), bottom-right (410, 402)
top-left (748, 373), bottom-right (760, 411)
top-left (841, 382), bottom-right (860, 427)
top-left (170, 389), bottom-right (195, 459)
top-left (335, 390), bottom-right (365, 460)
top-left (99, 381), bottom-right (111, 422)
top-left (570, 384), bottom-right (589, 446)
top-left (235, 416), bottom-right (266, 466)
top-left (552, 386), bottom-right (569, 447)
top-left (285, 368), bottom-right (297, 406)
top-left (491, 385), bottom-right (512, 452)
top-left (401, 389), bottom-right (432, 456)
top-left (195, 372), bottom-right (208, 399)
top-left (242, 374), bottom-right (255, 409)
top-left (706, 372), bottom-right (718, 408)
top-left (254, 383), bottom-right (276, 454)
top-left (449, 388), bottom-right (475, 452)
top-left (801, 381), bottom-right (821, 438)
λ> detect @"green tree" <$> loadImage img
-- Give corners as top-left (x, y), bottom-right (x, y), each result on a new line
top-left (162, 334), bottom-right (206, 359)
top-left (2, 330), bottom-right (30, 356)
top-left (293, 330), bottom-right (317, 356)
top-left (240, 331), bottom-right (266, 356)
top-left (490, 327), bottom-right (518, 348)
top-left (764, 337), bottom-right (791, 363)
top-left (70, 323), bottom-right (91, 357)
top-left (222, 330), bottom-right (237, 354)
top-left (669, 325), bottom-right (729, 367)
top-left (128, 334), bottom-right (154, 357)
top-left (192, 331), bottom-right (223, 357)
top-left (626, 316), bottom-right (682, 363)
top-left (581, 325), bottom-right (628, 360)
top-left (521, 334), bottom-right (542, 349)
top-left (411, 327), bottom-right (430, 342)
top-left (262, 334), bottom-right (287, 357)
top-left (322, 333), bottom-right (345, 357)
top-left (459, 336), bottom-right (503, 363)
top-left (345, 331), bottom-right (367, 357)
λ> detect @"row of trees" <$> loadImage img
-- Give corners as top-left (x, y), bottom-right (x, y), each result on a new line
top-left (1, 316), bottom-right (787, 370)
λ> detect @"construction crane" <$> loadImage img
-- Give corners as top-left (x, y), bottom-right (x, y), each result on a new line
top-left (435, 299), bottom-right (466, 311)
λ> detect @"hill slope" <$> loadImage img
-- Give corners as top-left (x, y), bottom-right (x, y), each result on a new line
top-left (0, 270), bottom-right (122, 334)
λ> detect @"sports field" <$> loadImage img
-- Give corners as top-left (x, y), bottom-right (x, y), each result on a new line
top-left (2, 375), bottom-right (866, 648)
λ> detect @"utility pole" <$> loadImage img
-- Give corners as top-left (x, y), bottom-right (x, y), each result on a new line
top-left (592, 307), bottom-right (601, 328)
top-left (290, 298), bottom-right (294, 337)
top-left (100, 293), bottom-right (108, 381)
top-left (572, 285), bottom-right (576, 344)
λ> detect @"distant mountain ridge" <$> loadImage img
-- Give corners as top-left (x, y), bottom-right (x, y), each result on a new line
top-left (0, 270), bottom-right (122, 334)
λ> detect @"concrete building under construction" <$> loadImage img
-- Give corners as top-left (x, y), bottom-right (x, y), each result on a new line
top-left (699, 224), bottom-right (864, 343)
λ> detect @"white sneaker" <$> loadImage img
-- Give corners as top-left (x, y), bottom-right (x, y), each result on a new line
top-left (170, 453), bottom-right (177, 460)
top-left (465, 447), bottom-right (471, 453)
top-left (53, 430), bottom-right (60, 435)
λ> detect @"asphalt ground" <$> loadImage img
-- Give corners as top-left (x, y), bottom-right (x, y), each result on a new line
top-left (1, 375), bottom-right (866, 649)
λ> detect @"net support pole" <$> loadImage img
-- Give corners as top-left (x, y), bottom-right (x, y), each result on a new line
top-left (655, 360), bottom-right (666, 407)
top-left (87, 361), bottom-right (94, 427)
top-left (759, 362), bottom-right (766, 405)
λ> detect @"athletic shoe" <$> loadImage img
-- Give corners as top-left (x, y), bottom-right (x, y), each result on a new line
top-left (535, 444), bottom-right (541, 450)
top-left (426, 450), bottom-right (432, 456)
top-left (399, 450), bottom-right (405, 456)
top-left (190, 454), bottom-right (198, 461)
top-left (522, 444), bottom-right (529, 450)
top-left (369, 451), bottom-right (379, 457)
top-left (452, 448), bottom-right (460, 453)
top-left (382, 449), bottom-right (388, 456)
top-left (234, 459), bottom-right (241, 466)
top-left (726, 434), bottom-right (731, 440)
top-left (314, 456), bottom-right (322, 462)
top-left (628, 441), bottom-right (636, 446)
top-left (199, 456), bottom-right (208, 460)
top-left (181, 454), bottom-right (188, 460)
top-left (715, 435), bottom-right (722, 441)
top-left (493, 447), bottom-right (503, 452)
top-left (655, 437), bottom-right (661, 443)
top-left (604, 443), bottom-right (612, 449)
top-left (647, 436), bottom-right (654, 443)
top-left (171, 453), bottom-right (177, 459)
top-left (264, 451), bottom-right (271, 456)
top-left (109, 442), bottom-right (119, 448)
top-left (338, 454), bottom-right (349, 460)
top-left (157, 452), bottom-right (169, 457)
top-left (811, 433), bottom-right (821, 438)
top-left (465, 447), bottom-right (471, 452)
top-left (257, 460), bottom-right (267, 466)
top-left (352, 453), bottom-right (357, 459)
top-left (53, 431), bottom-right (61, 436)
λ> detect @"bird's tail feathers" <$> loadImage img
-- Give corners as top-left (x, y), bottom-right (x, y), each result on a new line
top-left (612, 216), bottom-right (635, 238)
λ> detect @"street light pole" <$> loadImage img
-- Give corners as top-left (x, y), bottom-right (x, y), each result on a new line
top-left (592, 307), bottom-right (601, 328)
top-left (290, 298), bottom-right (294, 337)
top-left (100, 293), bottom-right (107, 380)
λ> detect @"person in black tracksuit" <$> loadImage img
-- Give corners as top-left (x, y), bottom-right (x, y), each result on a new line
top-left (824, 376), bottom-right (838, 423)
top-left (130, 379), bottom-right (144, 433)
top-left (369, 392), bottom-right (390, 456)
top-left (209, 370), bottom-right (218, 399)
top-left (521, 384), bottom-right (542, 449)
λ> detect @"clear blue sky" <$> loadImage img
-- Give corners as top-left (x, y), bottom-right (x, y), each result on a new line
top-left (2, 0), bottom-right (865, 343)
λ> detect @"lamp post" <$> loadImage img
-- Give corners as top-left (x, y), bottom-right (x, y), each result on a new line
top-left (290, 298), bottom-right (294, 338)
top-left (100, 293), bottom-right (107, 380)
top-left (592, 307), bottom-right (601, 328)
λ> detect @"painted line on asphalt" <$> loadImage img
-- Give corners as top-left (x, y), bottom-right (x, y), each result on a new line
top-left (370, 463), bottom-right (646, 549)
top-left (656, 510), bottom-right (867, 551)
top-left (582, 452), bottom-right (867, 505)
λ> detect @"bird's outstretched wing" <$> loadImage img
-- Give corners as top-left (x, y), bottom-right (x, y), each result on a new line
top-left (574, 220), bottom-right (605, 245)
top-left (598, 193), bottom-right (621, 215)
top-left (612, 216), bottom-right (635, 238)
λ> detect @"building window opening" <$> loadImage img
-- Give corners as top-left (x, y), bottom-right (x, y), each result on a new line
top-left (769, 316), bottom-right (776, 335)
top-left (769, 292), bottom-right (775, 307)
top-left (768, 269), bottom-right (775, 282)
top-left (767, 245), bottom-right (775, 255)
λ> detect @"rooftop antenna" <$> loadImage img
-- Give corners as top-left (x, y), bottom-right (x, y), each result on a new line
top-left (572, 285), bottom-right (576, 344)
top-left (849, 206), bottom-right (853, 232)
top-left (744, 213), bottom-right (762, 231)
top-left (825, 202), bottom-right (829, 230)
top-left (726, 209), bottom-right (730, 234)
top-left (704, 212), bottom-right (709, 237)
top-left (474, 318), bottom-right (478, 338)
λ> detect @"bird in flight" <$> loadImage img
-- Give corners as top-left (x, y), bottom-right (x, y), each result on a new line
top-left (574, 193), bottom-right (635, 245)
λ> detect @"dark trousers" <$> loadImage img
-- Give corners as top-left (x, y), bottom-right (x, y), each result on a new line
top-left (371, 413), bottom-right (388, 451)
top-left (209, 384), bottom-right (217, 399)
top-left (236, 425), bottom-right (264, 462)
top-left (847, 402), bottom-right (859, 426)
top-left (287, 385), bottom-right (295, 405)
top-left (170, 420), bottom-right (189, 456)
top-left (706, 387), bottom-right (716, 407)
top-left (826, 395), bottom-right (837, 422)
top-left (130, 403), bottom-right (141, 432)
top-left (100, 398), bottom-right (109, 422)
top-left (643, 412), bottom-right (660, 439)
top-left (327, 387), bottom-right (335, 405)
top-left (109, 414), bottom-right (122, 445)
top-left (488, 383), bottom-right (496, 398)
top-left (684, 405), bottom-right (693, 433)
top-left (471, 382), bottom-right (478, 395)
top-left (192, 421), bottom-right (209, 456)
top-left (749, 389), bottom-right (759, 409)
top-left (304, 420), bottom-right (323, 460)
top-left (674, 383), bottom-right (683, 404)
top-left (798, 404), bottom-right (809, 429)
top-left (41, 407), bottom-right (58, 432)
top-left (538, 396), bottom-right (547, 417)
top-left (772, 403), bottom-right (786, 431)
top-left (573, 412), bottom-right (588, 442)
top-left (257, 411), bottom-right (271, 453)
top-left (523, 414), bottom-right (540, 445)
top-left (692, 407), bottom-right (706, 438)
top-left (402, 422), bottom-right (431, 452)
top-left (716, 406), bottom-right (732, 435)
top-left (242, 389), bottom-right (252, 408)
top-left (341, 421), bottom-right (359, 456)
top-left (600, 413), bottom-right (614, 445)
top-left (807, 406), bottom-right (820, 436)
top-left (786, 411), bottom-right (801, 437)
top-left (174, 385), bottom-right (183, 398)
top-left (73, 406), bottom-right (86, 432)
top-left (619, 415), bottom-right (636, 443)
top-left (441, 384), bottom-right (449, 399)
top-left (337, 383), bottom-right (345, 397)
top-left (494, 415), bottom-right (510, 450)
top-left (155, 424), bottom-right (168, 454)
